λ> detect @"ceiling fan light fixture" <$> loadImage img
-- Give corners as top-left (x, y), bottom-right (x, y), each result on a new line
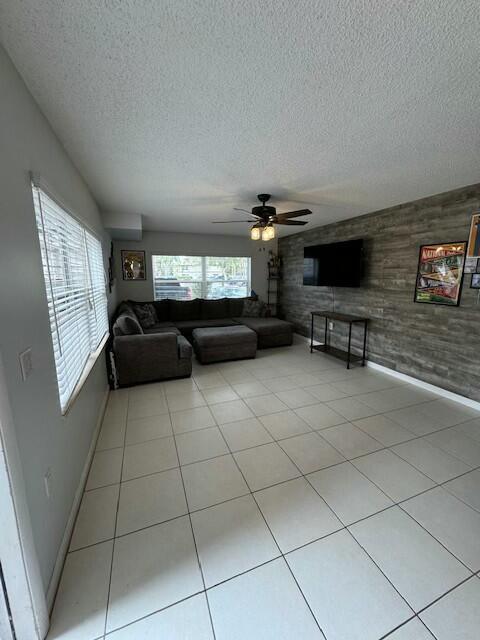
top-left (250, 225), bottom-right (261, 240)
top-left (262, 224), bottom-right (275, 241)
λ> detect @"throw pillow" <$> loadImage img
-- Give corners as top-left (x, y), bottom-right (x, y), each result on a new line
top-left (132, 303), bottom-right (157, 329)
top-left (242, 299), bottom-right (266, 317)
top-left (116, 314), bottom-right (143, 335)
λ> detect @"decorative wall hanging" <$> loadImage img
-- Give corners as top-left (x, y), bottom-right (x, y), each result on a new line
top-left (467, 212), bottom-right (480, 258)
top-left (471, 274), bottom-right (480, 289)
top-left (464, 257), bottom-right (478, 274)
top-left (108, 242), bottom-right (116, 292)
top-left (414, 242), bottom-right (466, 306)
top-left (121, 250), bottom-right (146, 280)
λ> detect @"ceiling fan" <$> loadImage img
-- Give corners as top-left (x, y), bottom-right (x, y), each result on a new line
top-left (212, 194), bottom-right (312, 240)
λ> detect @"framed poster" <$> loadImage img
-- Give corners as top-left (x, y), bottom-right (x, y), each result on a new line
top-left (467, 212), bottom-right (480, 258)
top-left (121, 250), bottom-right (146, 280)
top-left (414, 242), bottom-right (467, 306)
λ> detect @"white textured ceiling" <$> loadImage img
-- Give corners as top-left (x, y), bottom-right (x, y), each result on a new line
top-left (1, 1), bottom-right (480, 236)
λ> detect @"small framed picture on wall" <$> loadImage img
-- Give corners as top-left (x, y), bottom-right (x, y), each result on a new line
top-left (121, 250), bottom-right (146, 280)
top-left (471, 273), bottom-right (480, 289)
top-left (467, 212), bottom-right (480, 258)
top-left (464, 257), bottom-right (478, 274)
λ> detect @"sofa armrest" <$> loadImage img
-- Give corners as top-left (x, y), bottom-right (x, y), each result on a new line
top-left (177, 335), bottom-right (193, 360)
top-left (113, 332), bottom-right (182, 385)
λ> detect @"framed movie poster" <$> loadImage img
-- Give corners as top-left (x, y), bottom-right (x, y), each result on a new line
top-left (121, 250), bottom-right (146, 280)
top-left (467, 212), bottom-right (480, 258)
top-left (414, 242), bottom-right (467, 306)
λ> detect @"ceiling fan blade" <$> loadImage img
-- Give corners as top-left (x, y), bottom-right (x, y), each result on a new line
top-left (275, 219), bottom-right (308, 225)
top-left (276, 209), bottom-right (312, 219)
top-left (233, 207), bottom-right (262, 218)
top-left (211, 220), bottom-right (254, 223)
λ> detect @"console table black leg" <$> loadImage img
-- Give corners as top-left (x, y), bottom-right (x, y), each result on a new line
top-left (324, 316), bottom-right (328, 349)
top-left (310, 314), bottom-right (314, 353)
top-left (362, 320), bottom-right (367, 366)
top-left (347, 322), bottom-right (352, 369)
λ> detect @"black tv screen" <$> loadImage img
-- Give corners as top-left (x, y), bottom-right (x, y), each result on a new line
top-left (303, 239), bottom-right (363, 287)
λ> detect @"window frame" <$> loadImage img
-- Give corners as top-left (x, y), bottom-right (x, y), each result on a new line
top-left (151, 255), bottom-right (252, 301)
top-left (32, 179), bottom-right (109, 415)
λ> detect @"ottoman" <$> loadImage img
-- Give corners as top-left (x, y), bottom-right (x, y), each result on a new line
top-left (192, 325), bottom-right (257, 364)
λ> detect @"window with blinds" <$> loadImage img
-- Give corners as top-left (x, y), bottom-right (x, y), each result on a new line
top-left (32, 183), bottom-right (109, 413)
top-left (152, 255), bottom-right (251, 300)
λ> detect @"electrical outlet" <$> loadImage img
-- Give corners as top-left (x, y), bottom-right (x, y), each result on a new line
top-left (44, 468), bottom-right (52, 499)
top-left (329, 321), bottom-right (334, 330)
top-left (19, 348), bottom-right (33, 381)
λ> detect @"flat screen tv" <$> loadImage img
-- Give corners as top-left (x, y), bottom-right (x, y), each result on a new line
top-left (303, 239), bottom-right (363, 287)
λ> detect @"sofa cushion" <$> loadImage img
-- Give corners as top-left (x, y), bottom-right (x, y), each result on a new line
top-left (143, 322), bottom-right (181, 336)
top-left (131, 302), bottom-right (158, 329)
top-left (242, 299), bottom-right (267, 317)
top-left (170, 298), bottom-right (201, 321)
top-left (115, 314), bottom-right (143, 336)
top-left (152, 299), bottom-right (171, 322)
top-left (228, 297), bottom-right (245, 317)
top-left (235, 317), bottom-right (294, 336)
top-left (201, 298), bottom-right (229, 320)
top-left (175, 318), bottom-right (238, 331)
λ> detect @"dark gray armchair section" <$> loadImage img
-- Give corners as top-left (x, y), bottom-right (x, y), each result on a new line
top-left (113, 332), bottom-right (192, 387)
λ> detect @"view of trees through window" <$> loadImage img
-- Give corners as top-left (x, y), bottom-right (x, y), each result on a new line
top-left (152, 255), bottom-right (251, 300)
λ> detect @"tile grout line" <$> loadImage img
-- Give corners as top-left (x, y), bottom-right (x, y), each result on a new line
top-left (261, 428), bottom-right (421, 627)
top-left (75, 438), bottom-right (480, 555)
top-left (321, 428), bottom-right (480, 577)
top-left (213, 419), bottom-right (330, 639)
top-left (45, 396), bottom-right (128, 623)
top-left (379, 614), bottom-right (440, 640)
top-left (171, 418), bottom-right (218, 640)
top-left (257, 426), bottom-right (479, 626)
top-left (73, 356), bottom-right (480, 638)
top-left (89, 406), bottom-right (478, 490)
top-left (102, 390), bottom-right (131, 638)
top-left (69, 450), bottom-right (480, 560)
top-left (413, 571), bottom-right (479, 617)
top-left (77, 435), bottom-right (480, 559)
top-left (340, 458), bottom-right (478, 582)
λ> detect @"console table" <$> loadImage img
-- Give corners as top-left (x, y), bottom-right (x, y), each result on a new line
top-left (310, 311), bottom-right (368, 369)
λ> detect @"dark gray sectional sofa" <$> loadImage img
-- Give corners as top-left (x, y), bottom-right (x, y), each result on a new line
top-left (111, 297), bottom-right (293, 386)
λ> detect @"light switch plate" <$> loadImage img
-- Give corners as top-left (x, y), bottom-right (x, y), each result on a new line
top-left (19, 348), bottom-right (33, 381)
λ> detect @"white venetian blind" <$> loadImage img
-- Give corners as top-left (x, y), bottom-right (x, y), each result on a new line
top-left (32, 183), bottom-right (108, 413)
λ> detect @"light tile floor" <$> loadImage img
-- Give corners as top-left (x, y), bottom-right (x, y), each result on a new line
top-left (48, 338), bottom-right (480, 639)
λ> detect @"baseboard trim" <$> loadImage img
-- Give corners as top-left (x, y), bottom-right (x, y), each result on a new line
top-left (367, 361), bottom-right (480, 412)
top-left (46, 387), bottom-right (109, 612)
top-left (293, 333), bottom-right (480, 411)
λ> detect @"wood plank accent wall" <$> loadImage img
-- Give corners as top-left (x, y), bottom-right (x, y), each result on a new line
top-left (278, 184), bottom-right (480, 401)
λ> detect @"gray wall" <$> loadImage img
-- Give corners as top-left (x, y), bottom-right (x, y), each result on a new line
top-left (279, 184), bottom-right (480, 401)
top-left (0, 45), bottom-right (115, 592)
top-left (113, 230), bottom-right (276, 303)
